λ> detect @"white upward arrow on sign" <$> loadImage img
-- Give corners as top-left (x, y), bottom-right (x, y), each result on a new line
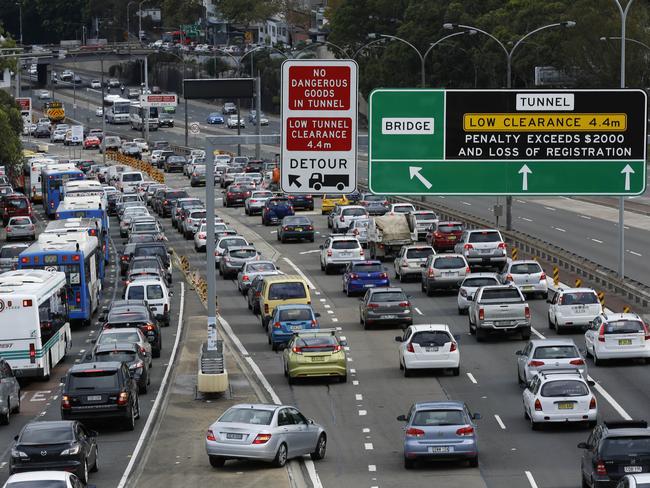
top-left (621, 164), bottom-right (634, 191)
top-left (409, 166), bottom-right (432, 189)
top-left (518, 164), bottom-right (532, 191)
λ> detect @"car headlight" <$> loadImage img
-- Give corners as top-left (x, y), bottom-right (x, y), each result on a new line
top-left (60, 444), bottom-right (81, 456)
top-left (11, 449), bottom-right (28, 458)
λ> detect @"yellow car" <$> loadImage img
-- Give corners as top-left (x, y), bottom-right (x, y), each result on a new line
top-left (321, 194), bottom-right (349, 215)
top-left (283, 330), bottom-right (347, 384)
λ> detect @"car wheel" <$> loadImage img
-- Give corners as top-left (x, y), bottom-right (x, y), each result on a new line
top-left (594, 351), bottom-right (604, 366)
top-left (209, 455), bottom-right (226, 468)
top-left (273, 443), bottom-right (288, 468)
top-left (582, 474), bottom-right (590, 488)
top-left (530, 416), bottom-right (540, 431)
top-left (140, 381), bottom-right (148, 394)
top-left (521, 327), bottom-right (531, 340)
top-left (458, 307), bottom-right (464, 315)
top-left (451, 367), bottom-right (460, 376)
top-left (476, 328), bottom-right (486, 342)
top-left (153, 346), bottom-right (161, 358)
top-left (403, 364), bottom-right (410, 377)
top-left (311, 434), bottom-right (327, 461)
top-left (469, 456), bottom-right (479, 468)
top-left (0, 399), bottom-right (10, 425)
top-left (404, 458), bottom-right (416, 469)
top-left (125, 404), bottom-right (136, 431)
top-left (13, 392), bottom-right (20, 413)
top-left (425, 283), bottom-right (434, 297)
top-left (517, 370), bottom-right (525, 387)
top-left (339, 374), bottom-right (347, 383)
top-left (78, 460), bottom-right (89, 484)
top-left (548, 313), bottom-right (555, 329)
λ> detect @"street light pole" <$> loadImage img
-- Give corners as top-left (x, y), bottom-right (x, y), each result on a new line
top-left (444, 21), bottom-right (576, 231)
top-left (138, 0), bottom-right (149, 43)
top-left (127, 1), bottom-right (136, 41)
top-left (16, 2), bottom-right (23, 45)
top-left (373, 34), bottom-right (426, 87)
top-left (612, 0), bottom-right (635, 279)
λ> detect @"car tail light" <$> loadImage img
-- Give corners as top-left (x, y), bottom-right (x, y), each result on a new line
top-left (252, 434), bottom-right (272, 444)
top-left (264, 304), bottom-right (269, 314)
top-left (144, 323), bottom-right (155, 331)
top-left (198, 233), bottom-right (206, 239)
top-left (589, 397), bottom-right (597, 409)
top-left (465, 266), bottom-right (470, 274)
top-left (5, 227), bottom-right (11, 232)
top-left (163, 200), bottom-right (168, 205)
top-left (497, 242), bottom-right (507, 249)
top-left (349, 273), bottom-right (358, 279)
top-left (360, 249), bottom-right (365, 256)
top-left (406, 342), bottom-right (415, 353)
top-left (524, 306), bottom-right (530, 320)
top-left (399, 301), bottom-right (410, 308)
top-left (61, 395), bottom-right (71, 409)
top-left (505, 274), bottom-right (513, 282)
top-left (311, 320), bottom-right (318, 328)
top-left (164, 304), bottom-right (169, 314)
top-left (540, 272), bottom-right (546, 281)
top-left (558, 296), bottom-right (564, 305)
top-left (206, 430), bottom-right (217, 441)
top-left (595, 460), bottom-right (607, 476)
top-left (405, 428), bottom-right (424, 437)
top-left (380, 272), bottom-right (388, 279)
top-left (30, 224), bottom-right (35, 230)
top-left (598, 324), bottom-right (606, 342)
top-left (242, 275), bottom-right (250, 282)
top-left (428, 268), bottom-right (435, 277)
top-left (569, 359), bottom-right (585, 366)
top-left (121, 255), bottom-right (129, 261)
top-left (367, 303), bottom-right (379, 309)
top-left (273, 322), bottom-right (281, 329)
top-left (460, 288), bottom-right (467, 298)
top-left (307, 225), bottom-right (314, 231)
top-left (292, 346), bottom-right (303, 354)
top-left (29, 343), bottom-right (35, 363)
top-left (456, 426), bottom-right (474, 436)
top-left (339, 216), bottom-right (345, 222)
top-left (75, 292), bottom-right (81, 304)
top-left (450, 342), bottom-right (457, 352)
top-left (139, 346), bottom-right (146, 355)
top-left (534, 399), bottom-right (542, 411)
top-left (528, 360), bottom-right (545, 367)
top-left (478, 308), bottom-right (484, 320)
top-left (434, 231), bottom-right (443, 238)
top-left (643, 323), bottom-right (650, 341)
top-left (463, 243), bottom-right (473, 250)
top-left (117, 392), bottom-right (129, 405)
top-left (327, 249), bottom-right (332, 256)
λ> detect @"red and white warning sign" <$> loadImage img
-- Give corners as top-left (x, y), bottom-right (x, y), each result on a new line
top-left (281, 59), bottom-right (358, 194)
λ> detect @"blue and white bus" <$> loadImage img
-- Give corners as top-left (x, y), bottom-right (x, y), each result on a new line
top-left (62, 180), bottom-right (108, 210)
top-left (0, 269), bottom-right (71, 379)
top-left (18, 232), bottom-right (101, 325)
top-left (41, 164), bottom-right (85, 218)
top-left (55, 196), bottom-right (110, 263)
top-left (45, 218), bottom-right (108, 276)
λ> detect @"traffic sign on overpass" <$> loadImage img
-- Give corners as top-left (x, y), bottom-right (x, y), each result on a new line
top-left (281, 59), bottom-right (358, 194)
top-left (140, 93), bottom-right (178, 108)
top-left (368, 89), bottom-right (647, 195)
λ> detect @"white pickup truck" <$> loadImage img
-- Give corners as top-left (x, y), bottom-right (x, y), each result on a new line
top-left (468, 285), bottom-right (531, 342)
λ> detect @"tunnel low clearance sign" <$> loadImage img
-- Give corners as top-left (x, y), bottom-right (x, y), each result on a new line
top-left (368, 89), bottom-right (647, 195)
top-left (281, 59), bottom-right (358, 194)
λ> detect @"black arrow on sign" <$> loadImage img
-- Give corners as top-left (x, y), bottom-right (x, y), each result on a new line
top-left (289, 174), bottom-right (302, 188)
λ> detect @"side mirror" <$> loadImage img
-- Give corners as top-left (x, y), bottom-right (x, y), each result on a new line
top-left (168, 249), bottom-right (173, 255)
top-left (515, 350), bottom-right (523, 356)
top-left (314, 312), bottom-right (321, 318)
top-left (546, 297), bottom-right (552, 303)
top-left (319, 245), bottom-right (323, 249)
top-left (89, 430), bottom-right (98, 437)
top-left (339, 339), bottom-right (348, 347)
top-left (587, 380), bottom-right (596, 387)
top-left (472, 413), bottom-right (481, 420)
top-left (453, 334), bottom-right (461, 342)
top-left (60, 376), bottom-right (66, 383)
top-left (577, 442), bottom-right (590, 449)
top-left (14, 434), bottom-right (19, 441)
top-left (394, 336), bottom-right (403, 342)
top-left (396, 414), bottom-right (407, 421)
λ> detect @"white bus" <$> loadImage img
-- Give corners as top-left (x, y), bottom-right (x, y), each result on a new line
top-left (129, 102), bottom-right (159, 131)
top-left (0, 269), bottom-right (71, 379)
top-left (103, 95), bottom-right (131, 124)
top-left (62, 180), bottom-right (108, 210)
top-left (28, 158), bottom-right (56, 202)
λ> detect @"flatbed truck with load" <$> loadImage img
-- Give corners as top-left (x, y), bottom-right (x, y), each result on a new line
top-left (367, 214), bottom-right (415, 261)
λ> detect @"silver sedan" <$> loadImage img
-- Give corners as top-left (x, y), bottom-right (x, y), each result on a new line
top-left (5, 217), bottom-right (35, 241)
top-left (236, 260), bottom-right (281, 294)
top-left (205, 403), bottom-right (327, 468)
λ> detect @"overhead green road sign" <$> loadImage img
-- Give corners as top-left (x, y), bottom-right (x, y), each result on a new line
top-left (368, 89), bottom-right (647, 196)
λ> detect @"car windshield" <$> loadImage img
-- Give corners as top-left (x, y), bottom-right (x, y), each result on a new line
top-left (406, 248), bottom-right (434, 259)
top-left (190, 211), bottom-right (207, 219)
top-left (604, 320), bottom-right (644, 334)
top-left (363, 194), bottom-right (385, 202)
top-left (122, 173), bottom-right (142, 182)
top-left (252, 192), bottom-right (273, 198)
top-left (371, 291), bottom-right (406, 302)
top-left (98, 331), bottom-right (141, 344)
top-left (411, 409), bottom-right (465, 427)
top-left (108, 310), bottom-right (149, 323)
top-left (269, 282), bottom-right (307, 300)
top-left (269, 199), bottom-right (289, 207)
top-left (219, 408), bottom-right (273, 425)
top-left (285, 217), bottom-right (311, 225)
top-left (342, 208), bottom-right (367, 217)
top-left (433, 257), bottom-right (466, 269)
top-left (561, 292), bottom-right (599, 305)
top-left (166, 191), bottom-right (188, 199)
top-left (69, 370), bottom-right (119, 390)
top-left (463, 277), bottom-right (499, 287)
top-left (392, 205), bottom-right (414, 213)
top-left (351, 263), bottom-right (382, 273)
top-left (134, 223), bottom-right (158, 233)
top-left (147, 284), bottom-right (164, 299)
top-left (540, 380), bottom-right (588, 397)
top-left (19, 425), bottom-right (73, 444)
top-left (246, 262), bottom-right (276, 273)
top-left (601, 437), bottom-right (650, 457)
top-left (95, 351), bottom-right (137, 363)
top-left (332, 240), bottom-right (359, 250)
top-left (511, 263), bottom-right (543, 274)
top-left (411, 330), bottom-right (452, 347)
top-left (0, 246), bottom-right (25, 258)
top-left (278, 308), bottom-right (313, 321)
top-left (469, 231), bottom-right (501, 243)
top-left (221, 238), bottom-right (247, 249)
top-left (10, 217), bottom-right (31, 225)
top-left (127, 286), bottom-right (145, 300)
top-left (295, 334), bottom-right (338, 352)
top-left (480, 288), bottom-right (521, 300)
top-left (229, 249), bottom-right (257, 259)
top-left (533, 345), bottom-right (579, 359)
top-left (6, 482), bottom-right (68, 488)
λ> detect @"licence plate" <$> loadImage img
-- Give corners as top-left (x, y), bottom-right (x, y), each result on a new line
top-left (226, 433), bottom-right (243, 440)
top-left (522, 286), bottom-right (534, 291)
top-left (497, 320), bottom-right (514, 326)
top-left (295, 228), bottom-right (302, 232)
top-left (340, 252), bottom-right (351, 257)
top-left (291, 325), bottom-right (303, 331)
top-left (87, 395), bottom-right (102, 401)
top-left (364, 284), bottom-right (374, 288)
top-left (444, 272), bottom-right (457, 276)
top-left (619, 339), bottom-right (632, 345)
top-left (311, 356), bottom-right (325, 362)
top-left (480, 249), bottom-right (492, 254)
top-left (448, 236), bottom-right (457, 240)
top-left (383, 315), bottom-right (397, 319)
top-left (425, 347), bottom-right (439, 352)
top-left (624, 466), bottom-right (643, 473)
top-left (572, 306), bottom-right (586, 313)
top-left (557, 402), bottom-right (574, 410)
top-left (428, 446), bottom-right (452, 453)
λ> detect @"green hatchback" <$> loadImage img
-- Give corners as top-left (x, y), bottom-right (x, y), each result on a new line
top-left (283, 330), bottom-right (347, 384)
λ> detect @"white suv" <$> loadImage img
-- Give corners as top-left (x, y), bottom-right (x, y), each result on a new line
top-left (584, 313), bottom-right (650, 365)
top-left (393, 245), bottom-right (435, 282)
top-left (320, 236), bottom-right (364, 274)
top-left (332, 205), bottom-right (368, 233)
top-left (547, 288), bottom-right (602, 332)
top-left (396, 324), bottom-right (460, 376)
top-left (454, 228), bottom-right (507, 270)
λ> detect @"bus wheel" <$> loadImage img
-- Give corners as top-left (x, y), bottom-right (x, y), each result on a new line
top-left (42, 353), bottom-right (52, 382)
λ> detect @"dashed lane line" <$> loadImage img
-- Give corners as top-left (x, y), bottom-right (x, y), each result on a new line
top-left (466, 372), bottom-right (478, 384)
top-left (494, 414), bottom-right (506, 430)
top-left (525, 471), bottom-right (539, 488)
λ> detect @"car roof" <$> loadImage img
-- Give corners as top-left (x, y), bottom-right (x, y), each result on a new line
top-left (409, 324), bottom-right (451, 332)
top-left (21, 420), bottom-right (74, 432)
top-left (468, 228), bottom-right (500, 233)
top-left (369, 287), bottom-right (404, 294)
top-left (602, 312), bottom-right (642, 321)
top-left (228, 403), bottom-right (279, 412)
top-left (350, 260), bottom-right (382, 265)
top-left (94, 342), bottom-right (138, 353)
top-left (464, 272), bottom-right (499, 279)
top-left (70, 361), bottom-right (123, 372)
top-left (5, 471), bottom-right (73, 482)
top-left (528, 338), bottom-right (577, 347)
top-left (275, 303), bottom-right (313, 311)
top-left (99, 327), bottom-right (142, 335)
top-left (127, 277), bottom-right (165, 286)
top-left (413, 401), bottom-right (465, 410)
top-left (509, 260), bottom-right (541, 265)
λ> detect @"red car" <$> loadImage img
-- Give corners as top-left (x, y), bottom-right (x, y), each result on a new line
top-left (426, 221), bottom-right (464, 252)
top-left (83, 135), bottom-right (101, 149)
top-left (1, 194), bottom-right (32, 226)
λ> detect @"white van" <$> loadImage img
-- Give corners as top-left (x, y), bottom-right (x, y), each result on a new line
top-left (117, 171), bottom-right (144, 194)
top-left (124, 278), bottom-right (172, 326)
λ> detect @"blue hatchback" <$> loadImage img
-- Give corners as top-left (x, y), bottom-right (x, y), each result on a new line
top-left (262, 197), bottom-right (294, 226)
top-left (398, 401), bottom-right (481, 469)
top-left (206, 113), bottom-right (224, 124)
top-left (342, 260), bottom-right (390, 296)
top-left (268, 304), bottom-right (320, 350)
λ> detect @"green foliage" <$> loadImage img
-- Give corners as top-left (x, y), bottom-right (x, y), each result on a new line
top-left (0, 91), bottom-right (23, 169)
top-left (160, 0), bottom-right (204, 26)
top-left (216, 0), bottom-right (282, 25)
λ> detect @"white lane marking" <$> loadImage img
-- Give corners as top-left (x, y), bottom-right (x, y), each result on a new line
top-left (466, 372), bottom-right (477, 384)
top-left (270, 230), bottom-right (277, 234)
top-left (282, 257), bottom-right (316, 290)
top-left (521, 217), bottom-right (533, 222)
top-left (591, 238), bottom-right (604, 244)
top-left (368, 465), bottom-right (377, 472)
top-left (414, 307), bottom-right (423, 315)
top-left (461, 201), bottom-right (472, 206)
top-left (352, 380), bottom-right (359, 385)
top-left (364, 443), bottom-right (374, 450)
top-left (494, 414), bottom-right (506, 430)
top-left (544, 206), bottom-right (556, 211)
top-left (299, 249), bottom-right (320, 255)
top-left (628, 250), bottom-right (643, 257)
top-left (359, 410), bottom-right (367, 416)
top-left (327, 310), bottom-right (334, 314)
top-left (355, 394), bottom-right (363, 401)
top-left (116, 283), bottom-right (185, 488)
top-left (320, 298), bottom-right (326, 302)
top-left (525, 471), bottom-right (539, 488)
top-left (531, 327), bottom-right (545, 339)
top-left (362, 428), bottom-right (370, 433)
top-left (331, 318), bottom-right (339, 322)
top-left (580, 215), bottom-right (592, 220)
top-left (350, 368), bottom-right (356, 374)
top-left (323, 304), bottom-right (331, 308)
top-left (553, 227), bottom-right (566, 232)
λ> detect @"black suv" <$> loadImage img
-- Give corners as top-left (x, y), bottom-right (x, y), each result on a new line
top-left (86, 342), bottom-right (150, 394)
top-left (101, 300), bottom-right (163, 357)
top-left (131, 242), bottom-right (172, 283)
top-left (61, 361), bottom-right (140, 431)
top-left (156, 189), bottom-right (189, 217)
top-left (164, 155), bottom-right (187, 173)
top-left (579, 420), bottom-right (650, 487)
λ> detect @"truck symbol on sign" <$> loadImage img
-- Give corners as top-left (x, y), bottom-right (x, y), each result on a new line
top-left (308, 173), bottom-right (349, 191)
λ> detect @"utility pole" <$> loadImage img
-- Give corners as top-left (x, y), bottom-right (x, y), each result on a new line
top-left (255, 72), bottom-right (261, 159)
top-left (100, 57), bottom-right (106, 164)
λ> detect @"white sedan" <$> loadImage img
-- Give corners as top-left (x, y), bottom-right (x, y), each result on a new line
top-left (584, 312), bottom-right (650, 365)
top-left (90, 80), bottom-right (101, 89)
top-left (37, 90), bottom-right (51, 100)
top-left (396, 324), bottom-right (459, 376)
top-left (227, 116), bottom-right (245, 128)
top-left (95, 106), bottom-right (103, 117)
